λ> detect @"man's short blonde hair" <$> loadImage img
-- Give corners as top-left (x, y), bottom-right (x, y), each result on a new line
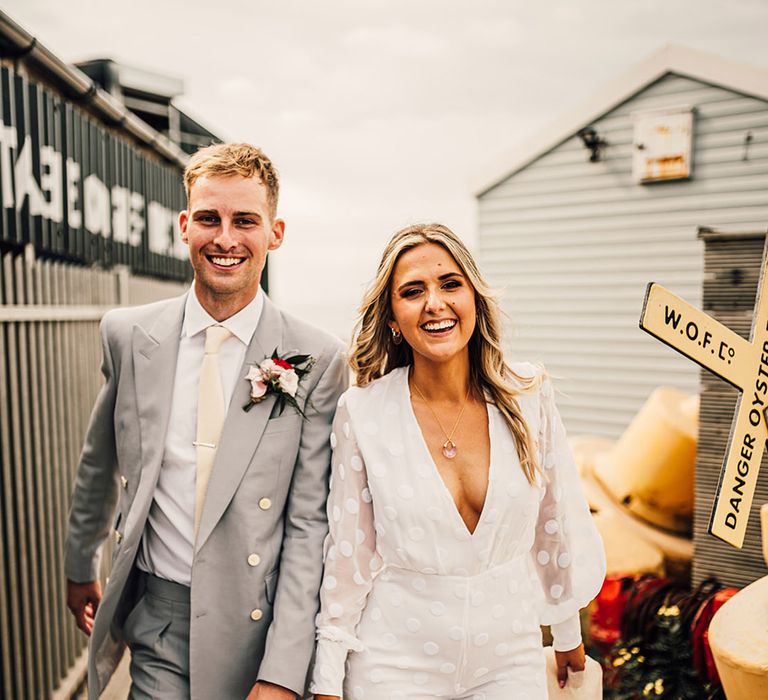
top-left (183, 143), bottom-right (280, 219)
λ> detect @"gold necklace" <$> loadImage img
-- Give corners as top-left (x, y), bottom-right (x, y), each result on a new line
top-left (411, 380), bottom-right (471, 460)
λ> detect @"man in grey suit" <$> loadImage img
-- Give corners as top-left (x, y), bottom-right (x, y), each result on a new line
top-left (65, 143), bottom-right (347, 699)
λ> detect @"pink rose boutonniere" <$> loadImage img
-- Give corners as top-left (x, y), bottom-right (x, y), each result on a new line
top-left (244, 349), bottom-right (316, 418)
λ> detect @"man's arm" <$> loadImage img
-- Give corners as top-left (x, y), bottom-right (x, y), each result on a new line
top-left (255, 344), bottom-right (347, 695)
top-left (64, 313), bottom-right (121, 628)
top-left (246, 680), bottom-right (297, 700)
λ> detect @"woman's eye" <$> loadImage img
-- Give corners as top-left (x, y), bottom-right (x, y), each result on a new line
top-left (402, 288), bottom-right (422, 298)
top-left (443, 280), bottom-right (461, 289)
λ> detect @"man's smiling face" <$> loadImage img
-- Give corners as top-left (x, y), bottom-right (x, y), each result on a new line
top-left (180, 174), bottom-right (284, 316)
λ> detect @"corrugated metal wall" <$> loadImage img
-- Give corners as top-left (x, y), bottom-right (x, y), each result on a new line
top-left (0, 250), bottom-right (112, 700)
top-left (0, 246), bottom-right (186, 700)
top-left (478, 73), bottom-right (768, 437)
top-left (694, 231), bottom-right (768, 588)
top-left (0, 41), bottom-right (194, 699)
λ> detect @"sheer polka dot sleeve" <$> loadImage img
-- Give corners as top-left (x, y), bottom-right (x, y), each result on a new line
top-left (310, 396), bottom-right (379, 696)
top-left (532, 376), bottom-right (606, 651)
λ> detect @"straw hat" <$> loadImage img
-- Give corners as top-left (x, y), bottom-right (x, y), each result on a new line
top-left (568, 430), bottom-right (693, 564)
top-left (593, 512), bottom-right (664, 577)
top-left (592, 387), bottom-right (699, 535)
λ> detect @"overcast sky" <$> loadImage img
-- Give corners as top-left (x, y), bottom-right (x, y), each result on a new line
top-left (7, 0), bottom-right (768, 337)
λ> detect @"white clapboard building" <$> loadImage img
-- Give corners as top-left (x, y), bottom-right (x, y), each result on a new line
top-left (475, 45), bottom-right (768, 438)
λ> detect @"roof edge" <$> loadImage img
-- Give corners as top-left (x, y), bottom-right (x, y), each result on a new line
top-left (472, 44), bottom-right (768, 197)
top-left (0, 9), bottom-right (189, 169)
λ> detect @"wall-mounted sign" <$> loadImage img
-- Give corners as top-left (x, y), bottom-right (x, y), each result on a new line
top-left (639, 246), bottom-right (768, 548)
top-left (0, 65), bottom-right (189, 280)
top-left (632, 106), bottom-right (694, 183)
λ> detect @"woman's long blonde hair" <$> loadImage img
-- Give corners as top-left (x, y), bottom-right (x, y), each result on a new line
top-left (350, 223), bottom-right (539, 484)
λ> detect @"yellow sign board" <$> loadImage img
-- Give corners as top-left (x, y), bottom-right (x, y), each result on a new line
top-left (640, 273), bottom-right (768, 549)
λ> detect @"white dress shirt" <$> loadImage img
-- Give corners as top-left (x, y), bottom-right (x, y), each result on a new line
top-left (136, 285), bottom-right (264, 585)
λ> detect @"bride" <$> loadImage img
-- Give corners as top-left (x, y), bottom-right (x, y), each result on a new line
top-left (310, 223), bottom-right (605, 699)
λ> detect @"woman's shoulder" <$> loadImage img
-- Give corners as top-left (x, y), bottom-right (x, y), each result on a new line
top-left (507, 361), bottom-right (548, 388)
top-left (505, 362), bottom-right (557, 407)
top-left (508, 361), bottom-right (540, 380)
top-left (338, 366), bottom-right (407, 412)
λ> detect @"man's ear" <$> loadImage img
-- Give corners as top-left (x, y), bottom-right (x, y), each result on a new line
top-left (268, 218), bottom-right (285, 251)
top-left (179, 210), bottom-right (189, 243)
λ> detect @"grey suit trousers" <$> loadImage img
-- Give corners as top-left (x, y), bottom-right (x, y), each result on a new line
top-left (124, 572), bottom-right (191, 700)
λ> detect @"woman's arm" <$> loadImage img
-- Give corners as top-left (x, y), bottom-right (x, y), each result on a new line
top-left (309, 396), bottom-right (380, 697)
top-left (531, 375), bottom-right (606, 682)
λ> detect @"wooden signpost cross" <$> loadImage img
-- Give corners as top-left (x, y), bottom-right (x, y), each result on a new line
top-left (640, 245), bottom-right (768, 549)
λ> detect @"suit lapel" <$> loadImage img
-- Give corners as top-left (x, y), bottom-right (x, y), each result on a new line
top-left (132, 295), bottom-right (186, 497)
top-left (195, 296), bottom-right (284, 552)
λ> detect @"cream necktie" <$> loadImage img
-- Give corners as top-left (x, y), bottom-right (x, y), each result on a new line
top-left (194, 325), bottom-right (233, 537)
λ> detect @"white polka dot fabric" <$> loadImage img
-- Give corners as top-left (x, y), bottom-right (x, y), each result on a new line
top-left (310, 365), bottom-right (606, 698)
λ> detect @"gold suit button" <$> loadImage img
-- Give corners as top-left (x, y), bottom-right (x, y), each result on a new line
top-left (247, 554), bottom-right (261, 567)
top-left (120, 475), bottom-right (128, 489)
top-left (115, 531), bottom-right (123, 544)
top-left (259, 498), bottom-right (272, 511)
top-left (250, 608), bottom-right (263, 621)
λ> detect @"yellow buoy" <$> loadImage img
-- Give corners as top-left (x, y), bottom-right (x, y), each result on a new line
top-left (709, 504), bottom-right (768, 699)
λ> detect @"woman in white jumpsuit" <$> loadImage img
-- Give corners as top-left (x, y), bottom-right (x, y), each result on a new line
top-left (310, 225), bottom-right (606, 700)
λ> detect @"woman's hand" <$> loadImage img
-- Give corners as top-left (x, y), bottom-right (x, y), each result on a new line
top-left (554, 643), bottom-right (586, 688)
top-left (314, 696), bottom-right (340, 700)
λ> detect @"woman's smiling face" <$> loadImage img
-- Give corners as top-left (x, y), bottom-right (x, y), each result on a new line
top-left (389, 242), bottom-right (477, 366)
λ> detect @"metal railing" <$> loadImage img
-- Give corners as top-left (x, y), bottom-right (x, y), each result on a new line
top-left (0, 245), bottom-right (185, 699)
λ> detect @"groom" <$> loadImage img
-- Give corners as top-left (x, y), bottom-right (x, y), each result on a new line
top-left (65, 143), bottom-right (346, 699)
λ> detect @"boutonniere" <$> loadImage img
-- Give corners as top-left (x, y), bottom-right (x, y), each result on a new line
top-left (244, 349), bottom-right (316, 418)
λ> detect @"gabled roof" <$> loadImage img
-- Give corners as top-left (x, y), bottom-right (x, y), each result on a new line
top-left (474, 44), bottom-right (768, 197)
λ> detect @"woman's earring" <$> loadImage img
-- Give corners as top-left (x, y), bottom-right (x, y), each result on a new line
top-left (390, 326), bottom-right (403, 345)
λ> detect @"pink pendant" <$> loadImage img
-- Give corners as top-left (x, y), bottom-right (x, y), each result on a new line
top-left (442, 440), bottom-right (458, 459)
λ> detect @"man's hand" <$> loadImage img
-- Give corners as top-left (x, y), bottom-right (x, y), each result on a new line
top-left (245, 681), bottom-right (296, 700)
top-left (314, 695), bottom-right (341, 700)
top-left (66, 579), bottom-right (102, 636)
top-left (555, 643), bottom-right (586, 688)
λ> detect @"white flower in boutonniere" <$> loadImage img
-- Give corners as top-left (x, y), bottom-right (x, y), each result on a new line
top-left (277, 367), bottom-right (299, 397)
top-left (243, 349), bottom-right (316, 418)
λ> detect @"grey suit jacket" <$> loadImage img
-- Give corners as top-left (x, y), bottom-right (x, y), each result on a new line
top-left (65, 292), bottom-right (347, 699)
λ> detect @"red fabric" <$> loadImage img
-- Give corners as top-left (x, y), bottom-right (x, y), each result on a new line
top-left (590, 574), bottom-right (668, 652)
top-left (592, 573), bottom-right (739, 689)
top-left (590, 575), bottom-right (633, 648)
top-left (691, 587), bottom-right (739, 684)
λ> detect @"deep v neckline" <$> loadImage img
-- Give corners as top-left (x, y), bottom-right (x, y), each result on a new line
top-left (402, 369), bottom-right (495, 538)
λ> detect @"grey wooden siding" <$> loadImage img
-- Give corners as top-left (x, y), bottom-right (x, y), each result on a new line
top-left (478, 73), bottom-right (768, 437)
